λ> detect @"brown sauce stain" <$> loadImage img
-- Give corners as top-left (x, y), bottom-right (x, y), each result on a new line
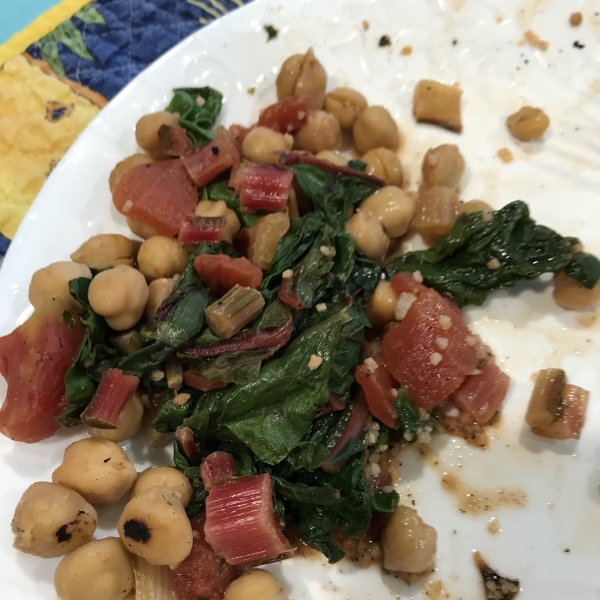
top-left (441, 411), bottom-right (501, 449)
top-left (401, 45), bottom-right (413, 56)
top-left (487, 517), bottom-right (501, 534)
top-left (425, 580), bottom-right (450, 599)
top-left (497, 148), bottom-right (514, 163)
top-left (333, 530), bottom-right (382, 568)
top-left (576, 311), bottom-right (598, 328)
top-left (519, 29), bottom-right (549, 51)
top-left (495, 15), bottom-right (504, 24)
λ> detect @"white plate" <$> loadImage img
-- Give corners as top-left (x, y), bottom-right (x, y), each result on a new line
top-left (2, 0), bottom-right (600, 598)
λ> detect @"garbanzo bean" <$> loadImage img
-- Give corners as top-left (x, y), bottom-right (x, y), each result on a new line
top-left (365, 280), bottom-right (398, 328)
top-left (353, 106), bottom-right (399, 154)
top-left (85, 392), bottom-right (145, 443)
top-left (145, 277), bottom-right (175, 320)
top-left (131, 466), bottom-right (193, 508)
top-left (70, 234), bottom-right (138, 269)
top-left (360, 186), bottom-right (416, 238)
top-left (29, 261), bottom-right (92, 310)
top-left (553, 269), bottom-right (600, 310)
top-left (421, 144), bottom-right (465, 191)
top-left (135, 111), bottom-right (179, 160)
top-left (88, 265), bottom-right (149, 330)
top-left (413, 80), bottom-right (463, 133)
top-left (506, 106), bottom-right (550, 141)
top-left (126, 217), bottom-right (160, 240)
top-left (345, 209), bottom-right (390, 261)
top-left (360, 148), bottom-right (404, 187)
top-left (195, 199), bottom-right (241, 244)
top-left (118, 486), bottom-right (193, 566)
top-left (109, 154), bottom-right (153, 193)
top-left (248, 212), bottom-right (291, 270)
top-left (382, 505), bottom-right (437, 573)
top-left (224, 569), bottom-right (289, 600)
top-left (52, 438), bottom-right (137, 508)
top-left (324, 87), bottom-right (368, 129)
top-left (276, 49), bottom-right (327, 110)
top-left (54, 537), bottom-right (134, 600)
top-left (137, 235), bottom-right (188, 281)
top-left (294, 110), bottom-right (342, 154)
top-left (315, 150), bottom-right (349, 167)
top-left (12, 482), bottom-right (97, 558)
top-left (242, 126), bottom-right (293, 164)
top-left (459, 199), bottom-right (493, 214)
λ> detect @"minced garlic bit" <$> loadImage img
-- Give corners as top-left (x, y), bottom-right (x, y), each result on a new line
top-left (445, 405), bottom-right (460, 417)
top-left (369, 462), bottom-right (382, 477)
top-left (466, 335), bottom-right (477, 346)
top-left (308, 354), bottom-right (323, 371)
top-left (412, 270), bottom-right (424, 283)
top-left (470, 368), bottom-right (482, 376)
top-left (395, 292), bottom-right (417, 321)
top-left (122, 200), bottom-right (133, 213)
top-left (438, 315), bottom-right (452, 330)
top-left (487, 258), bottom-right (501, 270)
top-left (390, 388), bottom-right (399, 397)
top-left (364, 357), bottom-right (378, 373)
top-left (196, 96), bottom-right (206, 107)
top-left (482, 211), bottom-right (494, 223)
top-left (367, 421), bottom-right (381, 445)
top-left (435, 337), bottom-right (449, 350)
top-left (403, 430), bottom-right (414, 442)
top-left (418, 408), bottom-right (430, 421)
top-left (319, 245), bottom-right (336, 258)
top-left (429, 352), bottom-right (443, 366)
top-left (150, 370), bottom-right (165, 382)
top-left (282, 269), bottom-right (293, 279)
top-left (316, 303), bottom-right (328, 313)
top-left (417, 428), bottom-right (432, 444)
top-left (382, 485), bottom-right (394, 494)
top-left (173, 393), bottom-right (191, 406)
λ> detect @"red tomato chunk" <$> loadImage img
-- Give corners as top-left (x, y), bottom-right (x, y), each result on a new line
top-left (0, 300), bottom-right (83, 443)
top-left (194, 254), bottom-right (263, 296)
top-left (112, 160), bottom-right (197, 237)
top-left (381, 288), bottom-right (478, 410)
top-left (355, 360), bottom-right (398, 429)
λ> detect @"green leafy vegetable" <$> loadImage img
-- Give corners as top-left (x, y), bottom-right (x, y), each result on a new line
top-left (264, 24), bottom-right (279, 41)
top-left (173, 443), bottom-right (207, 518)
top-left (165, 87), bottom-right (223, 147)
top-left (386, 201), bottom-right (593, 307)
top-left (564, 252), bottom-right (600, 289)
top-left (394, 388), bottom-right (421, 439)
top-left (206, 180), bottom-right (260, 229)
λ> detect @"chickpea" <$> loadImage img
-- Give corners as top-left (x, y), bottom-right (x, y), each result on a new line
top-left (127, 216), bottom-right (160, 240)
top-left (242, 127), bottom-right (293, 164)
top-left (315, 150), bottom-right (348, 167)
top-left (382, 505), bottom-right (437, 573)
top-left (459, 199), bottom-right (493, 214)
top-left (294, 110), bottom-right (342, 154)
top-left (54, 537), bottom-right (134, 600)
top-left (553, 269), bottom-right (600, 310)
top-left (131, 467), bottom-right (193, 508)
top-left (324, 87), bottom-right (368, 129)
top-left (109, 154), bottom-right (153, 193)
top-left (248, 212), bottom-right (290, 270)
top-left (361, 148), bottom-right (404, 187)
top-left (88, 265), bottom-right (149, 330)
top-left (52, 438), bottom-right (137, 508)
top-left (224, 569), bottom-right (289, 600)
top-left (421, 144), bottom-right (465, 191)
top-left (137, 235), bottom-right (188, 281)
top-left (345, 210), bottom-right (390, 261)
top-left (365, 280), bottom-right (398, 328)
top-left (353, 106), bottom-right (399, 154)
top-left (195, 200), bottom-right (241, 244)
top-left (85, 392), bottom-right (145, 443)
top-left (360, 186), bottom-right (416, 238)
top-left (29, 261), bottom-right (92, 310)
top-left (135, 111), bottom-right (179, 160)
top-left (145, 277), bottom-right (175, 320)
top-left (506, 106), bottom-right (550, 141)
top-left (118, 486), bottom-right (193, 566)
top-left (276, 49), bottom-right (327, 110)
top-left (12, 482), bottom-right (97, 558)
top-left (71, 234), bottom-right (138, 269)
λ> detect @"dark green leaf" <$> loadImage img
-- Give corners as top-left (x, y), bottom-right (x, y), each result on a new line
top-left (152, 389), bottom-right (196, 433)
top-left (394, 388), bottom-right (421, 437)
top-left (173, 443), bottom-right (208, 518)
top-left (565, 252), bottom-right (600, 289)
top-left (331, 436), bottom-right (367, 464)
top-left (371, 489), bottom-right (399, 513)
top-left (272, 477), bottom-right (341, 505)
top-left (264, 24), bottom-right (279, 41)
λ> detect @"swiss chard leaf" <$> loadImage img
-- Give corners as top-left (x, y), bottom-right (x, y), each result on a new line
top-left (206, 180), bottom-right (261, 229)
top-left (386, 201), bottom-right (586, 307)
top-left (565, 252), bottom-right (600, 289)
top-left (395, 387), bottom-right (421, 438)
top-left (165, 87), bottom-right (223, 147)
top-left (349, 255), bottom-right (383, 306)
top-left (152, 389), bottom-right (197, 433)
top-left (173, 443), bottom-right (208, 518)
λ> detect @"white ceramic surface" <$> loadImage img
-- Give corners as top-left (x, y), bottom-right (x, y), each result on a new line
top-left (2, 0), bottom-right (600, 598)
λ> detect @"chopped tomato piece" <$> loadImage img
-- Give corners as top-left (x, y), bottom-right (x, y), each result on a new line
top-left (173, 515), bottom-right (240, 600)
top-left (181, 138), bottom-right (240, 188)
top-left (381, 288), bottom-right (478, 410)
top-left (390, 272), bottom-right (428, 296)
top-left (0, 300), bottom-right (84, 443)
top-left (194, 254), bottom-right (263, 296)
top-left (355, 360), bottom-right (398, 429)
top-left (112, 160), bottom-right (197, 237)
top-left (178, 216), bottom-right (225, 244)
top-left (451, 361), bottom-right (510, 423)
top-left (182, 370), bottom-right (228, 392)
top-left (239, 163), bottom-right (293, 213)
top-left (257, 96), bottom-right (310, 133)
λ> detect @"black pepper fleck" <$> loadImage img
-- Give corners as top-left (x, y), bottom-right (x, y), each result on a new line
top-left (211, 146), bottom-right (220, 155)
top-left (452, 39), bottom-right (458, 46)
top-left (264, 24), bottom-right (279, 42)
top-left (573, 40), bottom-right (585, 49)
top-left (378, 35), bottom-right (392, 47)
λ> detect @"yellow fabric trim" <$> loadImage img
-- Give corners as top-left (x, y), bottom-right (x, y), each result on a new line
top-left (0, 0), bottom-right (94, 66)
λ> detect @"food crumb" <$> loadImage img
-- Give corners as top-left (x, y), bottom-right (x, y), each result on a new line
top-left (320, 245), bottom-right (336, 258)
top-left (264, 24), bottom-right (279, 41)
top-left (362, 20), bottom-right (370, 31)
top-left (573, 40), bottom-right (585, 49)
top-left (395, 292), bottom-right (417, 321)
top-left (364, 357), bottom-right (378, 373)
top-left (316, 303), bottom-right (328, 313)
top-left (497, 148), bottom-right (513, 163)
top-left (569, 12), bottom-right (582, 27)
top-left (487, 258), bottom-right (501, 270)
top-left (247, 86), bottom-right (256, 96)
top-left (412, 270), bottom-right (423, 283)
top-left (438, 315), bottom-right (452, 330)
top-left (435, 337), bottom-right (449, 350)
top-left (564, 547), bottom-right (571, 553)
top-left (495, 15), bottom-right (503, 24)
top-left (401, 45), bottom-right (413, 55)
top-left (429, 352), bottom-right (443, 366)
top-left (150, 370), bottom-right (165, 382)
top-left (173, 393), bottom-right (191, 406)
top-left (378, 35), bottom-right (392, 47)
top-left (308, 354), bottom-right (323, 371)
top-left (487, 517), bottom-right (501, 534)
top-left (520, 29), bottom-right (549, 51)
top-left (282, 269), bottom-right (293, 279)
